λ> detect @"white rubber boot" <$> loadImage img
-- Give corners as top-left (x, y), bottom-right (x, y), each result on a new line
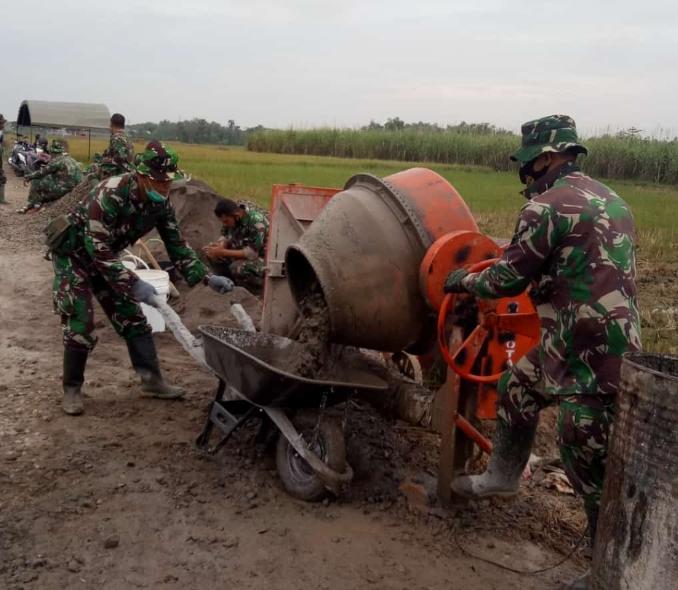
top-left (452, 419), bottom-right (536, 498)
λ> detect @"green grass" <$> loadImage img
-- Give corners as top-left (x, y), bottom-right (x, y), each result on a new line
top-left (64, 136), bottom-right (678, 352)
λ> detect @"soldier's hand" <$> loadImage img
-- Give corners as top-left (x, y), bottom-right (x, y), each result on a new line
top-left (443, 268), bottom-right (470, 294)
top-left (205, 246), bottom-right (229, 261)
top-left (242, 247), bottom-right (258, 261)
top-left (207, 274), bottom-right (234, 294)
top-left (132, 278), bottom-right (158, 304)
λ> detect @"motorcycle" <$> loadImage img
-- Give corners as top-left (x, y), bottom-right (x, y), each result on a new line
top-left (8, 140), bottom-right (50, 176)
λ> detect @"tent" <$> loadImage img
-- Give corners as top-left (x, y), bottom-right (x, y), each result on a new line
top-left (16, 99), bottom-right (111, 157)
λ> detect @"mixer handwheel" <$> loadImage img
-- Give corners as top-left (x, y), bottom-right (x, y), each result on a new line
top-left (437, 258), bottom-right (540, 383)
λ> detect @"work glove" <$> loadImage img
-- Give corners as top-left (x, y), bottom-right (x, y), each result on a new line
top-left (207, 274), bottom-right (234, 294)
top-left (443, 269), bottom-right (470, 294)
top-left (132, 278), bottom-right (158, 304)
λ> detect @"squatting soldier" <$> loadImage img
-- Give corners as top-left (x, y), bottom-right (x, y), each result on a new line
top-left (202, 198), bottom-right (269, 289)
top-left (86, 112), bottom-right (135, 181)
top-left (0, 114), bottom-right (7, 204)
top-left (18, 139), bottom-right (83, 213)
top-left (48, 140), bottom-right (233, 416)
top-left (444, 115), bottom-right (641, 590)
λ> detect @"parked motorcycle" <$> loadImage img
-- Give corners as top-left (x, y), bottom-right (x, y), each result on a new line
top-left (8, 140), bottom-right (50, 176)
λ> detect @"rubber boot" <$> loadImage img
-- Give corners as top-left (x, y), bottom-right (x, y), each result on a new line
top-left (126, 333), bottom-right (184, 399)
top-left (451, 419), bottom-right (537, 498)
top-left (62, 347), bottom-right (88, 416)
top-left (0, 184), bottom-right (7, 204)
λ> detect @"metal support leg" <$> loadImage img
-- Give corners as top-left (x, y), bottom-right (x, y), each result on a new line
top-left (196, 380), bottom-right (259, 454)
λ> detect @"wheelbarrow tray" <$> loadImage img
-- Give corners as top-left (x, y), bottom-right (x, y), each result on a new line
top-left (199, 326), bottom-right (388, 407)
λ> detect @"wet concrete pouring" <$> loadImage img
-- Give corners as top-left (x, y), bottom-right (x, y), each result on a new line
top-left (0, 177), bottom-right (586, 589)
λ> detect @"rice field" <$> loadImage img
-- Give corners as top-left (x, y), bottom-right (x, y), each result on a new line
top-left (63, 135), bottom-right (678, 353)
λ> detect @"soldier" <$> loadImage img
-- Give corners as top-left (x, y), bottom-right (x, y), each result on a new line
top-left (202, 198), bottom-right (269, 290)
top-left (444, 115), bottom-right (641, 590)
top-left (48, 140), bottom-right (233, 416)
top-left (0, 114), bottom-right (7, 205)
top-left (86, 112), bottom-right (135, 181)
top-left (18, 139), bottom-right (83, 213)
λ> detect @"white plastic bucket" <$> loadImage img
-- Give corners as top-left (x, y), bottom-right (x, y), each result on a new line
top-left (131, 268), bottom-right (171, 333)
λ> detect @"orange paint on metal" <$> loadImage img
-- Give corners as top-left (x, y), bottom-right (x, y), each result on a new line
top-left (454, 413), bottom-right (493, 454)
top-left (437, 258), bottom-right (540, 418)
top-left (382, 167), bottom-right (478, 240)
top-left (419, 231), bottom-right (501, 312)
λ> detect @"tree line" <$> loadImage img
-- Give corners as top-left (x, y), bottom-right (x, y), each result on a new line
top-left (127, 119), bottom-right (266, 145)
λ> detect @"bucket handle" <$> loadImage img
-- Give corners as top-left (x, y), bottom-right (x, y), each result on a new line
top-left (121, 251), bottom-right (150, 270)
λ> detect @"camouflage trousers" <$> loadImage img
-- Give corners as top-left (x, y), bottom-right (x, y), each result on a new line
top-left (52, 251), bottom-right (150, 351)
top-left (28, 177), bottom-right (73, 206)
top-left (497, 346), bottom-right (614, 513)
top-left (0, 165), bottom-right (6, 186)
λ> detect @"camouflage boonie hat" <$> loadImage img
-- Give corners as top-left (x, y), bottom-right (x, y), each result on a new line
top-left (511, 115), bottom-right (588, 163)
top-left (0, 114), bottom-right (7, 125)
top-left (50, 139), bottom-right (67, 154)
top-left (135, 140), bottom-right (180, 182)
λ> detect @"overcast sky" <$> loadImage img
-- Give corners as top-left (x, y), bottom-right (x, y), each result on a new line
top-left (2, 0), bottom-right (676, 135)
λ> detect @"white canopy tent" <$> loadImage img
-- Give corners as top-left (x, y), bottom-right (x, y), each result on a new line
top-left (16, 100), bottom-right (111, 157)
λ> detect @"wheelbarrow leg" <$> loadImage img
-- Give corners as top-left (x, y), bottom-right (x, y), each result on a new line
top-left (196, 380), bottom-right (226, 449)
top-left (196, 380), bottom-right (259, 454)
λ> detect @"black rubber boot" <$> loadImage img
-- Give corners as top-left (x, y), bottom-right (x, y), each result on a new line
top-left (0, 184), bottom-right (7, 204)
top-left (451, 419), bottom-right (537, 498)
top-left (62, 347), bottom-right (88, 416)
top-left (126, 333), bottom-right (184, 399)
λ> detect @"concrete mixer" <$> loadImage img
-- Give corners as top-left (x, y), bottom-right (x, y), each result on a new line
top-left (261, 167), bottom-right (541, 503)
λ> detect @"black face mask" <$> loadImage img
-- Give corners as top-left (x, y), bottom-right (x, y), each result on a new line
top-left (519, 158), bottom-right (550, 185)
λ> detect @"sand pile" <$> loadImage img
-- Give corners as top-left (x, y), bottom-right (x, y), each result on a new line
top-left (173, 284), bottom-right (262, 333)
top-left (165, 179), bottom-right (224, 253)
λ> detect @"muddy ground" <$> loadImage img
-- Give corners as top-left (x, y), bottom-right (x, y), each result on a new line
top-left (0, 176), bottom-right (585, 589)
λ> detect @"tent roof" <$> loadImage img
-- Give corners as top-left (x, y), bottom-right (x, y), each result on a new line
top-left (17, 100), bottom-right (111, 130)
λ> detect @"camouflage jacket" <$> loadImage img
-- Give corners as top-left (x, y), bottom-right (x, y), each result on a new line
top-left (65, 173), bottom-right (207, 296)
top-left (221, 207), bottom-right (269, 257)
top-left (463, 163), bottom-right (641, 397)
top-left (97, 130), bottom-right (135, 178)
top-left (27, 154), bottom-right (82, 186)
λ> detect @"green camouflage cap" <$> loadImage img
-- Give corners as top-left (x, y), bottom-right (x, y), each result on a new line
top-left (135, 140), bottom-right (181, 182)
top-left (50, 139), bottom-right (67, 154)
top-left (511, 114), bottom-right (588, 163)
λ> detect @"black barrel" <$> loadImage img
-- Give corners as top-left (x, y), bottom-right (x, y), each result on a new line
top-left (592, 353), bottom-right (678, 589)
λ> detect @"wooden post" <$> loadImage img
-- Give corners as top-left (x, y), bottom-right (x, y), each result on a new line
top-left (592, 353), bottom-right (678, 590)
top-left (434, 326), bottom-right (475, 505)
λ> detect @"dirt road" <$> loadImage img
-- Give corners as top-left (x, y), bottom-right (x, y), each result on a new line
top-left (0, 176), bottom-right (582, 589)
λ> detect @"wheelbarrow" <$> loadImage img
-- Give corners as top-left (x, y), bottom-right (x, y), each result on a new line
top-left (196, 325), bottom-right (388, 500)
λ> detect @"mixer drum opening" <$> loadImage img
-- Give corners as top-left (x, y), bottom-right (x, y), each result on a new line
top-left (286, 246), bottom-right (325, 310)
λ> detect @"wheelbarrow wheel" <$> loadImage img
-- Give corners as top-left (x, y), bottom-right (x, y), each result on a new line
top-left (276, 415), bottom-right (346, 502)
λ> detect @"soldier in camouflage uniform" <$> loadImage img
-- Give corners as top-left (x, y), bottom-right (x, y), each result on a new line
top-left (202, 198), bottom-right (269, 289)
top-left (0, 114), bottom-right (7, 204)
top-left (18, 139), bottom-right (83, 213)
top-left (49, 140), bottom-right (233, 416)
top-left (444, 115), bottom-right (640, 589)
top-left (85, 113), bottom-right (135, 181)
